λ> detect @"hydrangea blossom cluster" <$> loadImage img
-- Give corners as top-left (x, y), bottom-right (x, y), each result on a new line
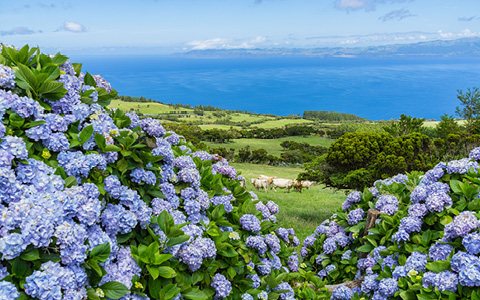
top-left (0, 46), bottom-right (299, 300)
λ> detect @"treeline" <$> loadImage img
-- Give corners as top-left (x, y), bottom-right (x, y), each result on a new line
top-left (303, 110), bottom-right (369, 122)
top-left (208, 141), bottom-right (328, 166)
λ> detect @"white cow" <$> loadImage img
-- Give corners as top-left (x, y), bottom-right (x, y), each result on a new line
top-left (258, 175), bottom-right (276, 189)
top-left (271, 178), bottom-right (294, 193)
top-left (302, 180), bottom-right (314, 190)
top-left (250, 178), bottom-right (268, 193)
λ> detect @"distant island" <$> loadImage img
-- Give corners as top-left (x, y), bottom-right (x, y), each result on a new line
top-left (172, 37), bottom-right (480, 58)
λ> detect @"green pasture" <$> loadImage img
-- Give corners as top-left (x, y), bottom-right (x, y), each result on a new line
top-left (258, 119), bottom-right (314, 128)
top-left (109, 100), bottom-right (184, 114)
top-left (205, 136), bottom-right (334, 156)
top-left (231, 163), bottom-right (346, 241)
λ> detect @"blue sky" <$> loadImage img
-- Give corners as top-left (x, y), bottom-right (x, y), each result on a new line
top-left (1, 0), bottom-right (479, 55)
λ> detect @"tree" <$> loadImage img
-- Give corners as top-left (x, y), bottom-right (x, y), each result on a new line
top-left (383, 114), bottom-right (425, 137)
top-left (436, 114), bottom-right (461, 139)
top-left (455, 87), bottom-right (480, 136)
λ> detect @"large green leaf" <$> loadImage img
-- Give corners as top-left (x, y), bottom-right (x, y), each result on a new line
top-left (100, 281), bottom-right (129, 299)
top-left (89, 242), bottom-right (111, 263)
top-left (14, 63), bottom-right (38, 94)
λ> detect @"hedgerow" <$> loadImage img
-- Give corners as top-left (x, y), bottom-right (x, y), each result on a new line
top-left (0, 45), bottom-right (301, 300)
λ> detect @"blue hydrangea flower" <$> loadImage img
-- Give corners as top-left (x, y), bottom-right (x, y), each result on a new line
top-left (361, 273), bottom-right (379, 295)
top-left (140, 118), bottom-right (166, 137)
top-left (425, 192), bottom-right (452, 213)
top-left (446, 158), bottom-right (479, 174)
top-left (375, 195), bottom-right (399, 215)
top-left (239, 214), bottom-right (261, 232)
top-left (0, 232), bottom-right (26, 259)
top-left (410, 185), bottom-right (428, 203)
top-left (434, 271), bottom-right (458, 292)
top-left (470, 147), bottom-right (480, 161)
top-left (330, 285), bottom-right (353, 300)
top-left (0, 64), bottom-right (15, 89)
top-left (464, 232), bottom-right (480, 255)
top-left (405, 252), bottom-right (427, 273)
top-left (407, 203), bottom-right (427, 218)
top-left (429, 242), bottom-right (453, 261)
top-left (459, 262), bottom-right (480, 287)
top-left (347, 208), bottom-right (365, 225)
top-left (399, 216), bottom-right (422, 233)
top-left (211, 273), bottom-right (232, 298)
top-left (323, 237), bottom-right (337, 254)
top-left (377, 278), bottom-right (398, 297)
top-left (451, 251), bottom-right (480, 273)
top-left (273, 282), bottom-right (294, 300)
top-left (0, 281), bottom-right (20, 300)
top-left (342, 190), bottom-right (362, 211)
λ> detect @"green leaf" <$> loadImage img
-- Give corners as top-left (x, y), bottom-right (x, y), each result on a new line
top-left (147, 265), bottom-right (160, 280)
top-left (24, 120), bottom-right (47, 128)
top-left (147, 189), bottom-right (166, 199)
top-left (153, 253), bottom-right (173, 265)
top-left (399, 291), bottom-right (418, 300)
top-left (72, 63), bottom-right (82, 76)
top-left (166, 235), bottom-right (190, 247)
top-left (426, 260), bottom-right (450, 273)
top-left (65, 176), bottom-right (78, 188)
top-left (90, 242), bottom-right (111, 263)
top-left (94, 133), bottom-right (107, 151)
top-left (11, 257), bottom-right (27, 278)
top-left (40, 65), bottom-right (61, 82)
top-left (86, 260), bottom-right (104, 277)
top-left (14, 63), bottom-right (38, 93)
top-left (86, 287), bottom-right (101, 300)
top-left (116, 158), bottom-right (128, 173)
top-left (39, 81), bottom-right (67, 101)
top-left (79, 125), bottom-right (94, 145)
top-left (100, 281), bottom-right (129, 299)
top-left (157, 266), bottom-right (176, 278)
top-left (84, 73), bottom-right (96, 87)
top-left (450, 180), bottom-right (462, 194)
top-left (104, 144), bottom-right (122, 152)
top-left (357, 243), bottom-right (374, 253)
top-left (148, 277), bottom-right (163, 299)
top-left (182, 289), bottom-right (208, 300)
top-left (20, 248), bottom-right (39, 261)
top-left (52, 53), bottom-right (69, 66)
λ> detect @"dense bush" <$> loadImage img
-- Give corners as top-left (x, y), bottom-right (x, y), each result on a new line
top-left (299, 132), bottom-right (436, 190)
top-left (301, 147), bottom-right (480, 299)
top-left (0, 45), bottom-right (301, 300)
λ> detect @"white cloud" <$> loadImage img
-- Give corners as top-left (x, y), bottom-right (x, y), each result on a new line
top-left (0, 27), bottom-right (41, 36)
top-left (58, 21), bottom-right (86, 33)
top-left (379, 9), bottom-right (415, 22)
top-left (334, 0), bottom-right (411, 12)
top-left (187, 36), bottom-right (268, 50)
top-left (438, 29), bottom-right (480, 39)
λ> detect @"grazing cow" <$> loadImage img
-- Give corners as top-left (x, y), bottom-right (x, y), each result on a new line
top-left (239, 176), bottom-right (247, 188)
top-left (258, 175), bottom-right (277, 189)
top-left (302, 180), bottom-right (314, 190)
top-left (293, 180), bottom-right (304, 193)
top-left (271, 178), bottom-right (294, 193)
top-left (250, 178), bottom-right (268, 193)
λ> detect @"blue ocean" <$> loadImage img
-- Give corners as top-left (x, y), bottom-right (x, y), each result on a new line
top-left (71, 56), bottom-right (480, 120)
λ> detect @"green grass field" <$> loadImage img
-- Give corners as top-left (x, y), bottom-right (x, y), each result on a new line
top-left (109, 100), bottom-right (184, 114)
top-left (205, 136), bottom-right (334, 156)
top-left (232, 163), bottom-right (346, 241)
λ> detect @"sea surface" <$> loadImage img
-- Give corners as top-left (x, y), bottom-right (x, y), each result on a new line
top-left (71, 55), bottom-right (480, 120)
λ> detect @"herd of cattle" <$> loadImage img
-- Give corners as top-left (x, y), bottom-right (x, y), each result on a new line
top-left (240, 175), bottom-right (314, 193)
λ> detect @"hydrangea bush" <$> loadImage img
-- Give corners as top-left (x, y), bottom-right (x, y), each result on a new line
top-left (302, 145), bottom-right (480, 299)
top-left (0, 45), bottom-right (301, 300)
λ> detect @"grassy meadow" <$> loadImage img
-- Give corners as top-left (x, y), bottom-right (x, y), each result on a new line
top-left (205, 135), bottom-right (334, 156)
top-left (232, 163), bottom-right (346, 241)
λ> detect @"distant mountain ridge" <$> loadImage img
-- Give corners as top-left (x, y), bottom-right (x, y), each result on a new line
top-left (173, 37), bottom-right (480, 58)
